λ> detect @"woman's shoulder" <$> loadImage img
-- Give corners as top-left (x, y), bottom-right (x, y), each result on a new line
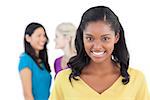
top-left (54, 56), bottom-right (63, 62)
top-left (128, 67), bottom-right (145, 80)
top-left (57, 68), bottom-right (71, 76)
top-left (18, 52), bottom-right (33, 72)
top-left (128, 67), bottom-right (143, 75)
top-left (19, 52), bottom-right (31, 60)
top-left (55, 68), bottom-right (72, 80)
top-left (54, 56), bottom-right (63, 64)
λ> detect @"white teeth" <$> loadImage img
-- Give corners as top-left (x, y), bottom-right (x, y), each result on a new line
top-left (92, 51), bottom-right (105, 57)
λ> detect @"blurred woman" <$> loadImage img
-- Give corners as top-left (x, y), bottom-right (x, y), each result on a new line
top-left (54, 22), bottom-right (76, 77)
top-left (18, 22), bottom-right (52, 100)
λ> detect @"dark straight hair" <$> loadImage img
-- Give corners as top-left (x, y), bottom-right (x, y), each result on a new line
top-left (24, 22), bottom-right (51, 72)
top-left (68, 6), bottom-right (130, 85)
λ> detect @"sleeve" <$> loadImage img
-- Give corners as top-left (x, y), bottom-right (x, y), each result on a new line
top-left (54, 59), bottom-right (57, 74)
top-left (49, 72), bottom-right (64, 100)
top-left (135, 71), bottom-right (150, 100)
top-left (18, 53), bottom-right (33, 72)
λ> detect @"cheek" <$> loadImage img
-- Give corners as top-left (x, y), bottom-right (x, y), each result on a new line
top-left (56, 40), bottom-right (65, 48)
top-left (55, 38), bottom-right (61, 44)
top-left (106, 43), bottom-right (115, 52)
top-left (84, 42), bottom-right (92, 53)
top-left (30, 41), bottom-right (38, 49)
top-left (30, 39), bottom-right (37, 44)
top-left (84, 43), bottom-right (91, 49)
top-left (55, 39), bottom-right (58, 44)
top-left (43, 37), bottom-right (47, 43)
top-left (61, 41), bottom-right (66, 46)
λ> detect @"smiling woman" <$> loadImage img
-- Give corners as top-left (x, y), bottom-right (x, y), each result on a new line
top-left (18, 22), bottom-right (52, 100)
top-left (50, 6), bottom-right (150, 100)
top-left (83, 21), bottom-right (119, 64)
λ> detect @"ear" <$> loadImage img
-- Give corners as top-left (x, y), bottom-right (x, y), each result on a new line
top-left (65, 36), bottom-right (71, 43)
top-left (25, 34), bottom-right (31, 43)
top-left (114, 33), bottom-right (120, 44)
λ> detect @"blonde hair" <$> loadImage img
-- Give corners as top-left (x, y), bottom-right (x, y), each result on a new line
top-left (56, 22), bottom-right (76, 52)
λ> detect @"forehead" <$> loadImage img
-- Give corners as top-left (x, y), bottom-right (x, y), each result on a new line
top-left (55, 31), bottom-right (64, 36)
top-left (84, 21), bottom-right (114, 36)
top-left (33, 27), bottom-right (45, 34)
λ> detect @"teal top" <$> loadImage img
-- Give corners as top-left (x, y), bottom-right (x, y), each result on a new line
top-left (18, 52), bottom-right (52, 100)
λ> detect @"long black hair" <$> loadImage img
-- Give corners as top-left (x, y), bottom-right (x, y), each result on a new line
top-left (24, 22), bottom-right (51, 72)
top-left (68, 6), bottom-right (130, 85)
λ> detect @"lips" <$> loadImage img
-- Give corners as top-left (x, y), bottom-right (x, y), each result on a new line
top-left (40, 42), bottom-right (45, 46)
top-left (91, 51), bottom-right (105, 57)
top-left (38, 43), bottom-right (45, 48)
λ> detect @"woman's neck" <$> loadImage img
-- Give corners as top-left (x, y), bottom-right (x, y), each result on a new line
top-left (35, 50), bottom-right (39, 57)
top-left (61, 46), bottom-right (75, 69)
top-left (83, 59), bottom-right (119, 76)
top-left (63, 46), bottom-right (75, 60)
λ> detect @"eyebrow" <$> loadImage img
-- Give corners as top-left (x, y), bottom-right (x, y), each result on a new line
top-left (101, 34), bottom-right (112, 37)
top-left (84, 32), bottom-right (111, 37)
top-left (84, 33), bottom-right (93, 37)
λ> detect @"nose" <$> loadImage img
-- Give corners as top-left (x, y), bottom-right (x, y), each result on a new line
top-left (93, 40), bottom-right (102, 50)
top-left (54, 38), bottom-right (56, 42)
top-left (42, 36), bottom-right (47, 43)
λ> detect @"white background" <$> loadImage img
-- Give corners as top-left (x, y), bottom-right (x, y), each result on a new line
top-left (0, 0), bottom-right (150, 99)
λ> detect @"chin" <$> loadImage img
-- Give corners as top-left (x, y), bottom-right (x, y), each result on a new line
top-left (55, 45), bottom-right (60, 49)
top-left (92, 59), bottom-right (105, 64)
top-left (90, 55), bottom-right (107, 63)
top-left (39, 47), bottom-right (44, 50)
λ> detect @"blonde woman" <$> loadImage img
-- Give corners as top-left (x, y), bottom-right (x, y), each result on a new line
top-left (54, 22), bottom-right (76, 77)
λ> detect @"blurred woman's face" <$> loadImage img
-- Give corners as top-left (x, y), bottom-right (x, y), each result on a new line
top-left (26, 27), bottom-right (47, 54)
top-left (54, 32), bottom-right (66, 49)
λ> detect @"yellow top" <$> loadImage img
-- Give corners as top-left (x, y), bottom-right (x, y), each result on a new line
top-left (50, 67), bottom-right (150, 100)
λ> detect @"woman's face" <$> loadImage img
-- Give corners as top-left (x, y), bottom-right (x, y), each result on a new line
top-left (27, 27), bottom-right (47, 53)
top-left (83, 21), bottom-right (119, 64)
top-left (54, 31), bottom-right (67, 49)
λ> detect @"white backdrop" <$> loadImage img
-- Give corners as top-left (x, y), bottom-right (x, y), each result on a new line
top-left (0, 0), bottom-right (149, 99)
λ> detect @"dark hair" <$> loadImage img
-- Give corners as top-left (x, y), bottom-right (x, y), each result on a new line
top-left (24, 22), bottom-right (51, 72)
top-left (68, 6), bottom-right (130, 85)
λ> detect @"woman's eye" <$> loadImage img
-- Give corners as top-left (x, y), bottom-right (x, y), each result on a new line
top-left (102, 37), bottom-right (110, 42)
top-left (38, 34), bottom-right (46, 38)
top-left (55, 35), bottom-right (57, 38)
top-left (86, 37), bottom-right (93, 41)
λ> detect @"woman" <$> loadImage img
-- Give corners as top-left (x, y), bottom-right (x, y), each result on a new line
top-left (54, 22), bottom-right (76, 77)
top-left (19, 22), bottom-right (52, 100)
top-left (50, 6), bottom-right (149, 100)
